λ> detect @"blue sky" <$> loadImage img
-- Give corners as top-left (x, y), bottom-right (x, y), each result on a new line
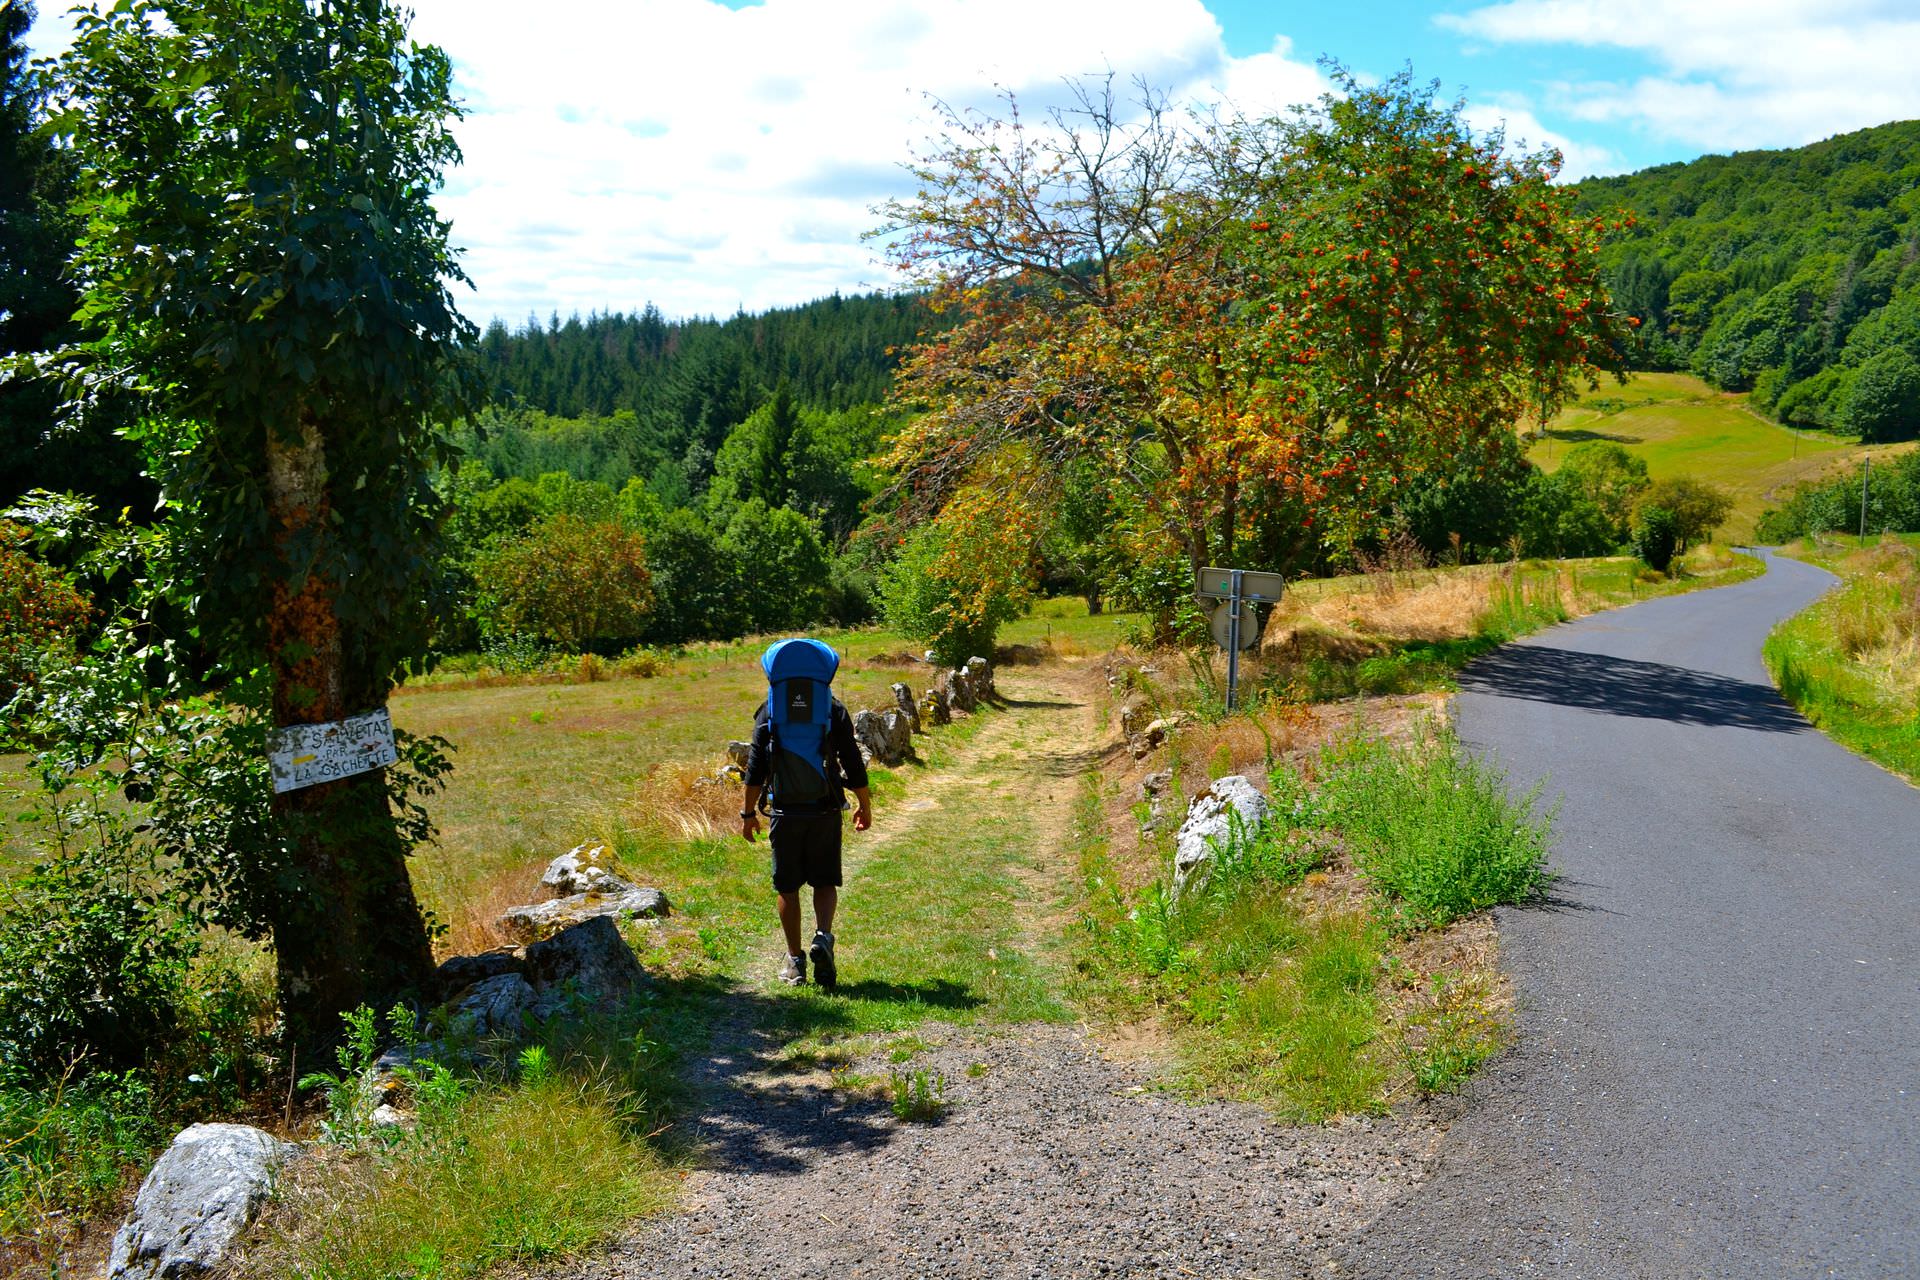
top-left (28, 1), bottom-right (1920, 325)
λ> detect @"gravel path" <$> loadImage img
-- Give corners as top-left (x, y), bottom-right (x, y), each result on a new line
top-left (558, 664), bottom-right (1447, 1280)
top-left (566, 1022), bottom-right (1438, 1280)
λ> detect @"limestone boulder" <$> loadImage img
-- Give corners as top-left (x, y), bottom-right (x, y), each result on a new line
top-left (881, 708), bottom-right (913, 761)
top-left (539, 841), bottom-right (633, 898)
top-left (965, 656), bottom-right (994, 698)
top-left (890, 681), bottom-right (922, 733)
top-left (853, 707), bottom-right (911, 766)
top-left (523, 915), bottom-right (644, 1010)
top-left (946, 668), bottom-right (977, 713)
top-left (109, 1123), bottom-right (298, 1280)
top-left (500, 885), bottom-right (669, 944)
top-left (726, 739), bottom-right (752, 769)
top-left (1119, 699), bottom-right (1152, 737)
top-left (447, 972), bottom-right (537, 1038)
top-left (919, 685), bottom-right (951, 726)
top-left (1173, 775), bottom-right (1272, 897)
top-left (434, 948), bottom-right (523, 998)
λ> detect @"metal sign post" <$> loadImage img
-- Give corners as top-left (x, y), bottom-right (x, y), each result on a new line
top-left (1197, 566), bottom-right (1284, 712)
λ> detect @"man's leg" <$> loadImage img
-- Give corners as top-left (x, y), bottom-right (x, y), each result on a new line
top-left (777, 891), bottom-right (805, 957)
top-left (812, 885), bottom-right (838, 935)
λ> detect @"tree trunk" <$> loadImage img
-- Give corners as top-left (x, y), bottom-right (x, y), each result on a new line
top-left (265, 412), bottom-right (436, 1053)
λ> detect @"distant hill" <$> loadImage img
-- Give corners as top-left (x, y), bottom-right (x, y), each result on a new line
top-left (1575, 120), bottom-right (1920, 440)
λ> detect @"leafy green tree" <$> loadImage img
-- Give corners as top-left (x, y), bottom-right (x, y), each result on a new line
top-left (719, 499), bottom-right (831, 634)
top-left (1639, 476), bottom-right (1733, 552)
top-left (47, 0), bottom-right (475, 1046)
top-left (1556, 442), bottom-right (1651, 544)
top-left (879, 494), bottom-right (1034, 667)
top-left (0, 1), bottom-right (148, 511)
top-left (638, 507), bottom-right (749, 642)
top-left (474, 516), bottom-right (654, 651)
top-left (1516, 468), bottom-right (1618, 558)
top-left (1840, 348), bottom-right (1920, 442)
top-left (879, 68), bottom-right (1628, 591)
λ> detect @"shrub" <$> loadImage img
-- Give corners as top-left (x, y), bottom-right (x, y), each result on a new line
top-left (474, 515), bottom-right (655, 652)
top-left (880, 518), bottom-right (1031, 668)
top-left (1631, 505), bottom-right (1680, 573)
top-left (0, 521), bottom-right (91, 703)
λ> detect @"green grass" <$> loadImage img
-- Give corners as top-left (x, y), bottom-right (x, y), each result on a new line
top-left (1302, 722), bottom-right (1554, 929)
top-left (1073, 719), bottom-right (1549, 1120)
top-left (1527, 371), bottom-right (1914, 542)
top-left (259, 1070), bottom-right (676, 1280)
top-left (1767, 535), bottom-right (1920, 783)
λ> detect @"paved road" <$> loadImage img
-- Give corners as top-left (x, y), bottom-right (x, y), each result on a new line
top-left (1336, 551), bottom-right (1920, 1279)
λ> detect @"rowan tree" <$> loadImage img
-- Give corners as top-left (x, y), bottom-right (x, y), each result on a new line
top-left (44, 0), bottom-right (475, 1047)
top-left (877, 69), bottom-right (1633, 586)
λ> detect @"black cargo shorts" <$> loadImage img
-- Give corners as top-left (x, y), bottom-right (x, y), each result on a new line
top-left (769, 809), bottom-right (843, 893)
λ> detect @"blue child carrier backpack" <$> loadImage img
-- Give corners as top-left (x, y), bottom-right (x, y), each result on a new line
top-left (759, 638), bottom-right (841, 812)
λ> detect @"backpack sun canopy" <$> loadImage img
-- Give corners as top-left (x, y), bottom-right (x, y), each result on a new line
top-left (761, 638), bottom-right (840, 779)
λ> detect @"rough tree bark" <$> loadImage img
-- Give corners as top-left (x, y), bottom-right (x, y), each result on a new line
top-left (264, 413), bottom-right (435, 1050)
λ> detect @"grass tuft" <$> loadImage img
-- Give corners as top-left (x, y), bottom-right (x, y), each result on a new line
top-left (1306, 722), bottom-right (1554, 929)
top-left (261, 1071), bottom-right (673, 1280)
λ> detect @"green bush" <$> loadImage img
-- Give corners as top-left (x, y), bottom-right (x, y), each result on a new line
top-left (473, 515), bottom-right (655, 652)
top-left (1631, 505), bottom-right (1680, 573)
top-left (879, 523), bottom-right (1029, 668)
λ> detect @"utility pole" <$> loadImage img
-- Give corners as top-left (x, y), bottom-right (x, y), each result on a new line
top-left (1861, 456), bottom-right (1871, 542)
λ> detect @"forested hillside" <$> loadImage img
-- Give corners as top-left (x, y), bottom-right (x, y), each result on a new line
top-left (1578, 119), bottom-right (1920, 438)
top-left (459, 294), bottom-right (930, 502)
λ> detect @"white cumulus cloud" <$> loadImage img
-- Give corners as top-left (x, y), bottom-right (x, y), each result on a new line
top-left (393, 0), bottom-right (1330, 324)
top-left (1440, 0), bottom-right (1920, 157)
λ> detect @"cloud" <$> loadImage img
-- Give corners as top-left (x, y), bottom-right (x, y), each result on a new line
top-left (33, 0), bottom-right (1329, 324)
top-left (1461, 97), bottom-right (1620, 181)
top-left (1439, 0), bottom-right (1920, 154)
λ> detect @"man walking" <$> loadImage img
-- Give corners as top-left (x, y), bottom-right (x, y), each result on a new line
top-left (741, 638), bottom-right (871, 988)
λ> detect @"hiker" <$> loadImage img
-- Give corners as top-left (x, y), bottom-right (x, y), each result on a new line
top-left (741, 638), bottom-right (871, 988)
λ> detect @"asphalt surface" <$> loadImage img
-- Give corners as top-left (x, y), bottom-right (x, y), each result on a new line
top-left (1336, 551), bottom-right (1920, 1280)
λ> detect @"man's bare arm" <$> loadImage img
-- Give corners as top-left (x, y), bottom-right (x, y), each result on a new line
top-left (741, 784), bottom-right (762, 841)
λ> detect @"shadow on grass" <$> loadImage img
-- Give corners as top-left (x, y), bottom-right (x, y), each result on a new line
top-left (1542, 427), bottom-right (1644, 445)
top-left (621, 969), bottom-right (984, 1178)
top-left (1460, 645), bottom-right (1810, 733)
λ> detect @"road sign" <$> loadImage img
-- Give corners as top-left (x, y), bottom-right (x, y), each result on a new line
top-left (1197, 566), bottom-right (1285, 603)
top-left (268, 709), bottom-right (398, 795)
top-left (1210, 601), bottom-right (1260, 650)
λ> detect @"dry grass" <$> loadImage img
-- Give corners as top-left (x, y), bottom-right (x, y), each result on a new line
top-left (628, 761), bottom-right (740, 842)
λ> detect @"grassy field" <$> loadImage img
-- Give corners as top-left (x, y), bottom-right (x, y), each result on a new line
top-left (1768, 534), bottom-right (1920, 784)
top-left (1527, 372), bottom-right (1916, 542)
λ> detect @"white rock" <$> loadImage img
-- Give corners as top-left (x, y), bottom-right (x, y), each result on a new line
top-left (109, 1123), bottom-right (298, 1279)
top-left (538, 842), bottom-right (633, 898)
top-left (1173, 775), bottom-right (1271, 897)
top-left (891, 681), bottom-right (922, 733)
top-left (523, 915), bottom-right (645, 1013)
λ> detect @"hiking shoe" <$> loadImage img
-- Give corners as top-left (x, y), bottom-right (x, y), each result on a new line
top-left (778, 953), bottom-right (807, 986)
top-left (809, 931), bottom-right (837, 990)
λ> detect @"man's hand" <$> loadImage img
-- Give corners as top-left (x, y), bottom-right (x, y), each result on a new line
top-left (853, 802), bottom-right (872, 832)
top-left (741, 812), bottom-right (762, 842)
